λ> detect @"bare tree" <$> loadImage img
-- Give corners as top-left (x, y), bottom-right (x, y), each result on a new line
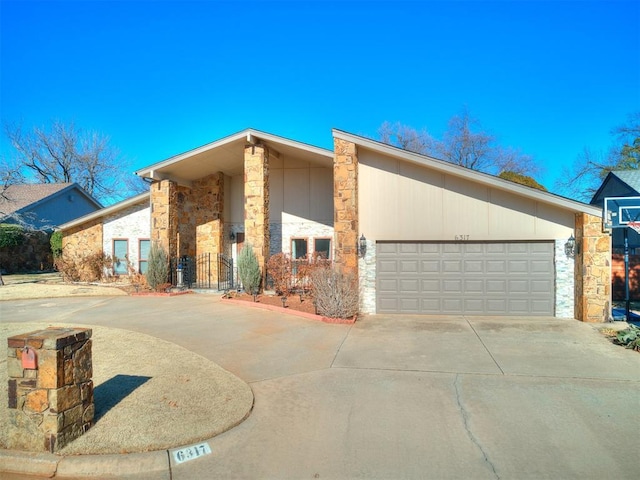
top-left (4, 121), bottom-right (146, 204)
top-left (555, 112), bottom-right (640, 201)
top-left (377, 121), bottom-right (435, 155)
top-left (377, 108), bottom-right (542, 180)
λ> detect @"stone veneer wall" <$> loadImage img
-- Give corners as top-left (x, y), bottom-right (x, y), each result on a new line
top-left (333, 138), bottom-right (359, 274)
top-left (150, 180), bottom-right (177, 259)
top-left (244, 144), bottom-right (270, 285)
top-left (7, 327), bottom-right (93, 453)
top-left (358, 238), bottom-right (376, 314)
top-left (62, 219), bottom-right (103, 281)
top-left (193, 173), bottom-right (224, 261)
top-left (575, 213), bottom-right (611, 322)
top-left (555, 239), bottom-right (575, 318)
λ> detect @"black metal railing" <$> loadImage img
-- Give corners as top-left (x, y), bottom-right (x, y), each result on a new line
top-left (218, 253), bottom-right (234, 291)
top-left (170, 253), bottom-right (213, 289)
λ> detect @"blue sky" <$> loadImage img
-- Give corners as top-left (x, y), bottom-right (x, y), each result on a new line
top-left (1, 0), bottom-right (639, 196)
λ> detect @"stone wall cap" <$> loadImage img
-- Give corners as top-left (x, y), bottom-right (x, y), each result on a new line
top-left (8, 327), bottom-right (92, 350)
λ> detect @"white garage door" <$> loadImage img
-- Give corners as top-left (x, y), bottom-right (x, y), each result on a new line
top-left (376, 242), bottom-right (555, 316)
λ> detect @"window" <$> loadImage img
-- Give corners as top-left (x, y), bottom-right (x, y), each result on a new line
top-left (139, 239), bottom-right (150, 274)
top-left (113, 239), bottom-right (128, 275)
top-left (291, 238), bottom-right (308, 259)
top-left (314, 238), bottom-right (331, 260)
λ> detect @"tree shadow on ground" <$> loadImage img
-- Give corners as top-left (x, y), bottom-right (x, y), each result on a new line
top-left (94, 374), bottom-right (151, 423)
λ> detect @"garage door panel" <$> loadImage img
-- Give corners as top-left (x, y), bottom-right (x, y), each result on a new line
top-left (377, 241), bottom-right (554, 316)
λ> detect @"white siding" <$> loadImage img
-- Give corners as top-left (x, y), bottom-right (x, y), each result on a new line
top-left (102, 203), bottom-right (151, 274)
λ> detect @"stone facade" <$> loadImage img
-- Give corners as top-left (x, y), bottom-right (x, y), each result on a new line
top-left (555, 239), bottom-right (575, 318)
top-left (7, 327), bottom-right (93, 453)
top-left (150, 179), bottom-right (177, 259)
top-left (575, 213), bottom-right (611, 322)
top-left (244, 144), bottom-right (270, 285)
top-left (333, 139), bottom-right (359, 274)
top-left (0, 231), bottom-right (53, 273)
top-left (61, 219), bottom-right (104, 281)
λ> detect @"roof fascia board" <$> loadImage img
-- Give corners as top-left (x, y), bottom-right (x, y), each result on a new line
top-left (58, 192), bottom-right (150, 231)
top-left (333, 129), bottom-right (601, 217)
top-left (148, 170), bottom-right (193, 188)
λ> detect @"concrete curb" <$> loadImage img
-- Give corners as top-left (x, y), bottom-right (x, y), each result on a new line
top-left (221, 297), bottom-right (357, 324)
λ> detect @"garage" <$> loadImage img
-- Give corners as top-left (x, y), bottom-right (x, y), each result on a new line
top-left (376, 241), bottom-right (555, 315)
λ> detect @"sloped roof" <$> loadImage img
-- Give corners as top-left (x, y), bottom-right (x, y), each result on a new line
top-left (333, 129), bottom-right (602, 216)
top-left (610, 170), bottom-right (640, 192)
top-left (57, 192), bottom-right (149, 231)
top-left (0, 183), bottom-right (75, 216)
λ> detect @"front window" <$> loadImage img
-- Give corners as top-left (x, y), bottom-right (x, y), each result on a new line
top-left (314, 238), bottom-right (331, 260)
top-left (291, 238), bottom-right (308, 259)
top-left (113, 239), bottom-right (128, 275)
top-left (139, 239), bottom-right (150, 274)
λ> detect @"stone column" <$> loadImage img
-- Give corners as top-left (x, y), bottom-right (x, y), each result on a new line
top-left (244, 144), bottom-right (270, 286)
top-left (195, 172), bottom-right (225, 283)
top-left (575, 213), bottom-right (611, 322)
top-left (150, 179), bottom-right (178, 260)
top-left (333, 138), bottom-right (359, 274)
top-left (7, 327), bottom-right (93, 452)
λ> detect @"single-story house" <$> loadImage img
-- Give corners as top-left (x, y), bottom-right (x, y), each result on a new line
top-left (60, 128), bottom-right (610, 322)
top-left (0, 183), bottom-right (102, 230)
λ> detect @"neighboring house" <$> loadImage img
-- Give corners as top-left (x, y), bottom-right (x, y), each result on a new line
top-left (60, 128), bottom-right (610, 322)
top-left (590, 170), bottom-right (640, 301)
top-left (58, 193), bottom-right (151, 276)
top-left (0, 183), bottom-right (102, 230)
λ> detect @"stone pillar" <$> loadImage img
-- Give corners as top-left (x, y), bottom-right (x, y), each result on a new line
top-left (150, 179), bottom-right (178, 260)
top-left (244, 144), bottom-right (270, 286)
top-left (575, 213), bottom-right (611, 322)
top-left (7, 327), bottom-right (93, 452)
top-left (333, 138), bottom-right (359, 274)
top-left (195, 172), bottom-right (225, 283)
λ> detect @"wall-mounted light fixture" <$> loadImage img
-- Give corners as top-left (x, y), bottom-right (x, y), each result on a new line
top-left (229, 231), bottom-right (236, 242)
top-left (564, 234), bottom-right (577, 258)
top-left (358, 234), bottom-right (367, 257)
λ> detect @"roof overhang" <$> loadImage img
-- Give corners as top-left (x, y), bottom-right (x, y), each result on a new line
top-left (136, 129), bottom-right (333, 186)
top-left (57, 192), bottom-right (149, 231)
top-left (333, 129), bottom-right (602, 217)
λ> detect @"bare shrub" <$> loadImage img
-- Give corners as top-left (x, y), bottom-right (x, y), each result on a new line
top-left (266, 252), bottom-right (292, 295)
top-left (310, 267), bottom-right (359, 319)
top-left (56, 252), bottom-right (113, 282)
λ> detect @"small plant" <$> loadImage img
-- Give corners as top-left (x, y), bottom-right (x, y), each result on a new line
top-left (238, 244), bottom-right (261, 298)
top-left (614, 324), bottom-right (640, 352)
top-left (310, 266), bottom-right (359, 319)
top-left (50, 231), bottom-right (63, 258)
top-left (146, 242), bottom-right (169, 292)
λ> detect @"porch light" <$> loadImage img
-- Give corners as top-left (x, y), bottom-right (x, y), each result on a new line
top-left (229, 231), bottom-right (236, 241)
top-left (564, 235), bottom-right (576, 258)
top-left (358, 234), bottom-right (367, 258)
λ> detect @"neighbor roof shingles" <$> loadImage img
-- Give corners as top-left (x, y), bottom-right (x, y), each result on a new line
top-left (0, 183), bottom-right (73, 216)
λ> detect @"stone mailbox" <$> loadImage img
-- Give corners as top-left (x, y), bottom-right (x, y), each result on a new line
top-left (7, 327), bottom-right (94, 453)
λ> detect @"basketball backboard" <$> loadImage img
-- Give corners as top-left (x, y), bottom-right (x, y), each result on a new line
top-left (603, 196), bottom-right (640, 231)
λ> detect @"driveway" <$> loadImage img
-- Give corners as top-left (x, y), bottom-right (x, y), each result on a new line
top-left (2, 294), bottom-right (639, 479)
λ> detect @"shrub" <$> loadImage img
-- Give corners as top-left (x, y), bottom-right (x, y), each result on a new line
top-left (238, 244), bottom-right (261, 295)
top-left (56, 252), bottom-right (113, 282)
top-left (266, 252), bottom-right (292, 295)
top-left (146, 242), bottom-right (169, 291)
top-left (0, 224), bottom-right (25, 248)
top-left (310, 267), bottom-right (359, 319)
top-left (614, 324), bottom-right (640, 352)
top-left (50, 231), bottom-right (63, 258)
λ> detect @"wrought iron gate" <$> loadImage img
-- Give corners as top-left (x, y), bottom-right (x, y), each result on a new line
top-left (217, 253), bottom-right (234, 291)
top-left (171, 253), bottom-right (212, 289)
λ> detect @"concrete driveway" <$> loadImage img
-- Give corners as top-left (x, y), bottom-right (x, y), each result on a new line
top-left (2, 295), bottom-right (640, 479)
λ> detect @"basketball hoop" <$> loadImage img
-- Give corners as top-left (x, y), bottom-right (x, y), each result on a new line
top-left (628, 222), bottom-right (640, 234)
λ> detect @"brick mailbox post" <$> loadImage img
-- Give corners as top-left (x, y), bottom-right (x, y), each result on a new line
top-left (7, 327), bottom-right (94, 452)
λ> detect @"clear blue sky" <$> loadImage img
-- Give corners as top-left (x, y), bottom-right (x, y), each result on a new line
top-left (1, 0), bottom-right (639, 196)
